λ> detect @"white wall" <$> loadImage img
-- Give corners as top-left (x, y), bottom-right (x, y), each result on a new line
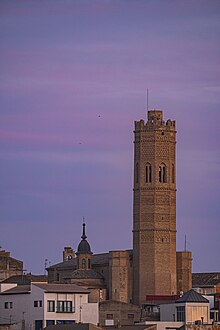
top-left (0, 292), bottom-right (32, 329)
top-left (160, 303), bottom-right (176, 321)
top-left (30, 284), bottom-right (45, 328)
top-left (82, 302), bottom-right (99, 325)
top-left (0, 284), bottom-right (99, 329)
top-left (160, 302), bottom-right (210, 324)
top-left (0, 284), bottom-right (17, 293)
top-left (144, 321), bottom-right (184, 330)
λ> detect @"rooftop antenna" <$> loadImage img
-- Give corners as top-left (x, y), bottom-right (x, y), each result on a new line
top-left (184, 234), bottom-right (187, 252)
top-left (146, 88), bottom-right (149, 111)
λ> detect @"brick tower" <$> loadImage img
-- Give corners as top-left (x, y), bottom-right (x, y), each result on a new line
top-left (133, 110), bottom-right (177, 305)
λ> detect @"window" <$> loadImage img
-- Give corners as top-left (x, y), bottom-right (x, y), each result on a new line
top-left (82, 258), bottom-right (86, 269)
top-left (46, 321), bottom-right (55, 327)
top-left (128, 313), bottom-right (134, 319)
top-left (35, 320), bottom-right (43, 330)
top-left (159, 163), bottom-right (166, 183)
top-left (146, 163), bottom-right (152, 183)
top-left (56, 273), bottom-right (60, 282)
top-left (88, 258), bottom-right (91, 269)
top-left (106, 314), bottom-right (113, 319)
top-left (57, 321), bottom-right (75, 325)
top-left (4, 302), bottom-right (13, 309)
top-left (176, 306), bottom-right (185, 322)
top-left (172, 164), bottom-right (175, 183)
top-left (34, 300), bottom-right (42, 308)
top-left (47, 300), bottom-right (55, 312)
top-left (57, 301), bottom-right (73, 313)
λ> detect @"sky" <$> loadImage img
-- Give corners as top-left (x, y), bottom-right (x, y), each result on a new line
top-left (0, 0), bottom-right (220, 275)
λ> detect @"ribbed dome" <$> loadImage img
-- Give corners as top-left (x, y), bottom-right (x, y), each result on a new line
top-left (77, 239), bottom-right (91, 254)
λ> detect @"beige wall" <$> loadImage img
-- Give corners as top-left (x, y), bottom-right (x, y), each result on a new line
top-left (109, 251), bottom-right (131, 303)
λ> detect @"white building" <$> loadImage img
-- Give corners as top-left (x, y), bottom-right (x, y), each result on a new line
top-left (0, 283), bottom-right (98, 330)
top-left (160, 289), bottom-right (210, 325)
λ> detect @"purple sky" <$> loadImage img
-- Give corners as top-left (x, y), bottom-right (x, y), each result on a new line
top-left (0, 0), bottom-right (220, 274)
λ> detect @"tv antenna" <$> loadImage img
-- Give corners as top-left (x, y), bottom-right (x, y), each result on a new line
top-left (184, 234), bottom-right (187, 251)
top-left (146, 88), bottom-right (149, 111)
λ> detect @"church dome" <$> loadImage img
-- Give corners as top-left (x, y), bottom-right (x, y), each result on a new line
top-left (77, 239), bottom-right (91, 254)
top-left (77, 222), bottom-right (92, 255)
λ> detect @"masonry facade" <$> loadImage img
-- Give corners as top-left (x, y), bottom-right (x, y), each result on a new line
top-left (0, 250), bottom-right (23, 282)
top-left (133, 111), bottom-right (177, 304)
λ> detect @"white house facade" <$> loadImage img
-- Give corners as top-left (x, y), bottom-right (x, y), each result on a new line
top-left (160, 289), bottom-right (210, 325)
top-left (0, 283), bottom-right (98, 330)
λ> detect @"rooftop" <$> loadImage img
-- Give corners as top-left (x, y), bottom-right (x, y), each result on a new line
top-left (46, 324), bottom-right (102, 330)
top-left (192, 272), bottom-right (220, 287)
top-left (176, 289), bottom-right (209, 303)
top-left (1, 274), bottom-right (48, 285)
top-left (0, 285), bottom-right (30, 295)
top-left (70, 269), bottom-right (104, 280)
top-left (33, 283), bottom-right (90, 293)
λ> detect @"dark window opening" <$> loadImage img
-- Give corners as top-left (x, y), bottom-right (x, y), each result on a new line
top-left (172, 164), bottom-right (175, 183)
top-left (146, 163), bottom-right (152, 183)
top-left (57, 301), bottom-right (73, 313)
top-left (176, 306), bottom-right (185, 322)
top-left (34, 300), bottom-right (42, 308)
top-left (159, 164), bottom-right (166, 183)
top-left (107, 314), bottom-right (113, 319)
top-left (47, 300), bottom-right (55, 312)
top-left (82, 258), bottom-right (86, 269)
top-left (4, 302), bottom-right (13, 309)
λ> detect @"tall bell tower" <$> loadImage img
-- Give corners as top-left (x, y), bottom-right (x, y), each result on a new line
top-left (133, 110), bottom-right (177, 305)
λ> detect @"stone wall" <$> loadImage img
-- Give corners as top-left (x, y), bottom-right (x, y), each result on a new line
top-left (176, 251), bottom-right (192, 293)
top-left (0, 250), bottom-right (23, 282)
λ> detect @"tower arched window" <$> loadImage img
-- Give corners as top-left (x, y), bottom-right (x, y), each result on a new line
top-left (88, 258), bottom-right (91, 269)
top-left (159, 163), bottom-right (166, 183)
top-left (82, 258), bottom-right (86, 269)
top-left (172, 164), bottom-right (175, 183)
top-left (146, 163), bottom-right (152, 183)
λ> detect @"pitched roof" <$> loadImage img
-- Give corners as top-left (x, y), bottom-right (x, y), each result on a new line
top-left (33, 283), bottom-right (90, 293)
top-left (192, 273), bottom-right (220, 287)
top-left (0, 285), bottom-right (30, 295)
top-left (70, 269), bottom-right (104, 280)
top-left (1, 274), bottom-right (47, 285)
top-left (91, 253), bottom-right (109, 265)
top-left (47, 249), bottom-right (133, 270)
top-left (46, 259), bottom-right (76, 270)
top-left (176, 289), bottom-right (209, 303)
top-left (46, 324), bottom-right (102, 330)
top-left (46, 253), bottom-right (110, 271)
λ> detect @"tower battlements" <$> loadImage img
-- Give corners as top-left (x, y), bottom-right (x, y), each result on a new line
top-left (135, 110), bottom-right (175, 131)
